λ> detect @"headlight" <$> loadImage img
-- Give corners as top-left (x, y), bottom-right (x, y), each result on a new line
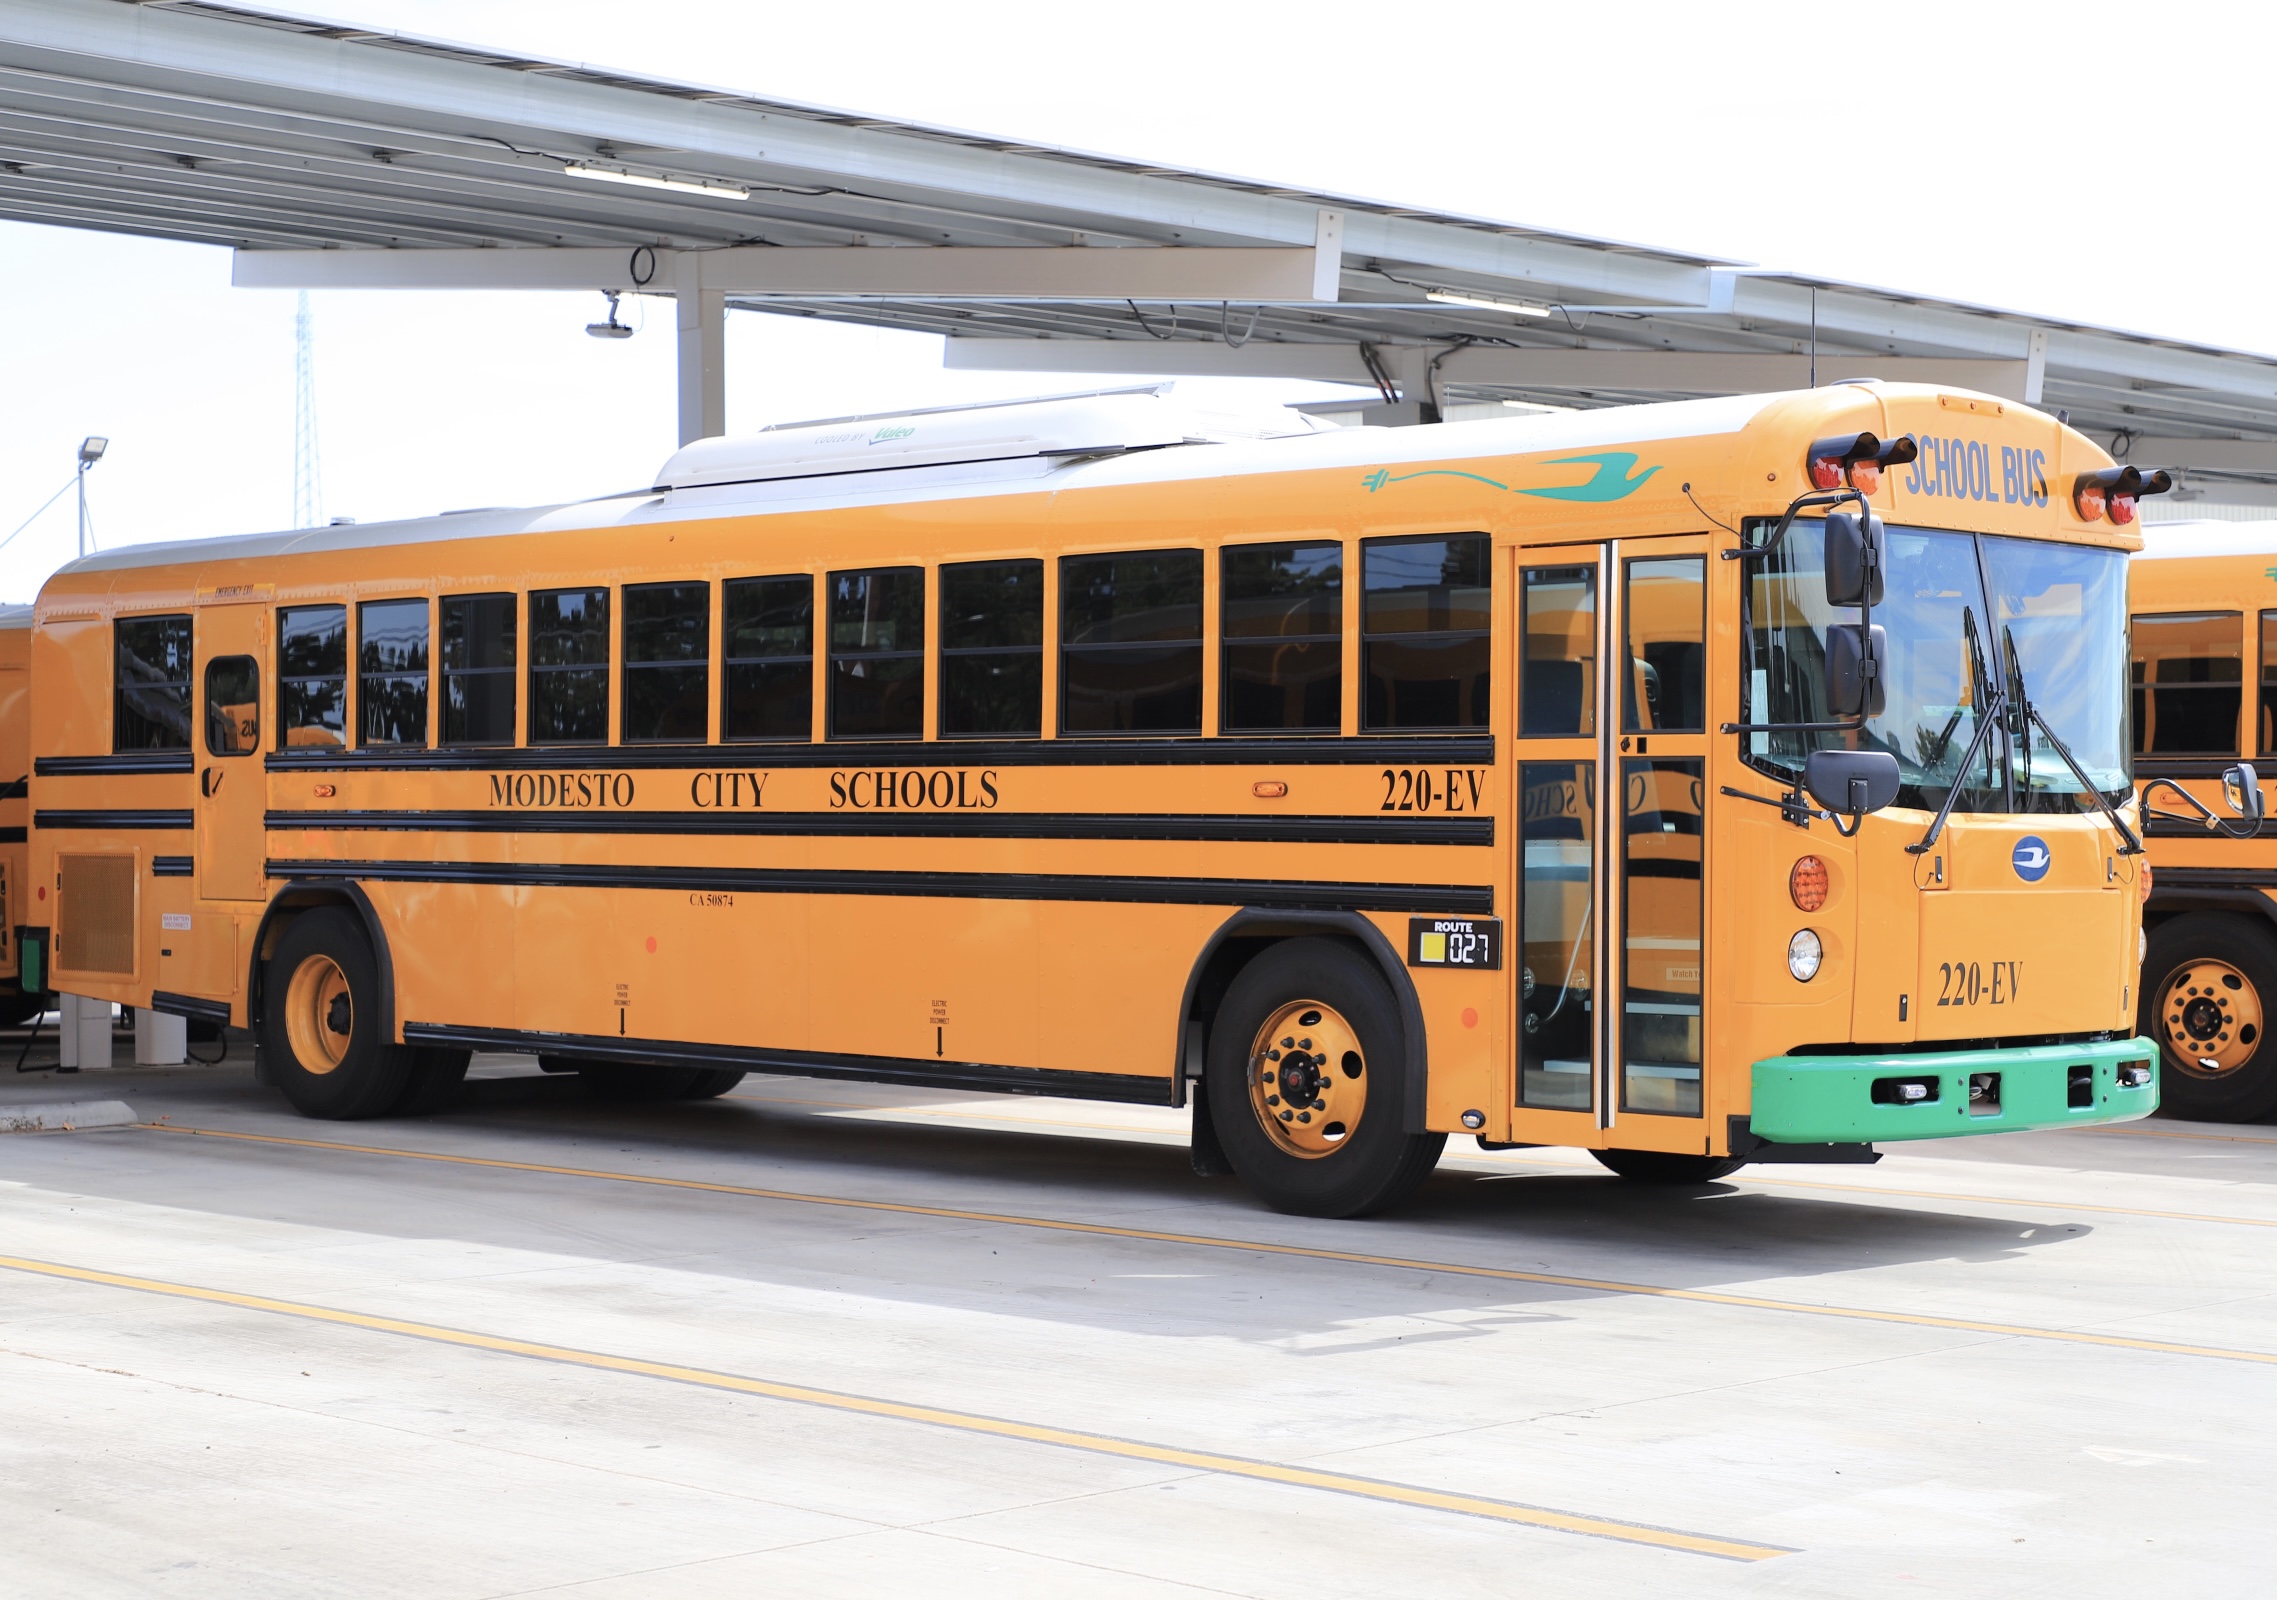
top-left (2140, 929), bottom-right (2148, 964)
top-left (1787, 928), bottom-right (1823, 982)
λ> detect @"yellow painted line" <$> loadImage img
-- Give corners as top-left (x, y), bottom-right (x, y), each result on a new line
top-left (0, 1252), bottom-right (1782, 1561)
top-left (136, 1123), bottom-right (2277, 1368)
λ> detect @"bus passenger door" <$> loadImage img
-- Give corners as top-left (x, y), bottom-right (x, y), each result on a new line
top-left (1514, 539), bottom-right (1710, 1143)
top-left (194, 602), bottom-right (268, 903)
top-left (1607, 540), bottom-right (1710, 1137)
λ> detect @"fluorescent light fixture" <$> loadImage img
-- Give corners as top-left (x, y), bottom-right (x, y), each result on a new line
top-left (1425, 288), bottom-right (1551, 318)
top-left (562, 163), bottom-right (749, 200)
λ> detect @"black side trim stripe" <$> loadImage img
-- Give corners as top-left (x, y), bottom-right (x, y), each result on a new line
top-left (2147, 866), bottom-right (2277, 889)
top-left (150, 990), bottom-right (231, 1025)
top-left (266, 734), bottom-right (1496, 774)
top-left (0, 778), bottom-right (26, 800)
top-left (265, 808), bottom-right (1492, 847)
top-left (36, 753), bottom-right (195, 776)
top-left (405, 1023), bottom-right (1172, 1106)
top-left (37, 809), bottom-right (195, 830)
top-left (269, 858), bottom-right (1494, 916)
top-left (0, 827), bottom-right (23, 844)
top-left (152, 855), bottom-right (195, 877)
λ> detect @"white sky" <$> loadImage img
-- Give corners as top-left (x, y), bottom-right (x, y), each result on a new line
top-left (0, 0), bottom-right (2266, 600)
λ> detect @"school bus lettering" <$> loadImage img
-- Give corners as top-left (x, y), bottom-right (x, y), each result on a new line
top-left (1379, 768), bottom-right (1486, 813)
top-left (1902, 435), bottom-right (2049, 508)
top-left (488, 772), bottom-right (636, 808)
top-left (690, 771), bottom-right (768, 808)
top-left (829, 769), bottom-right (999, 809)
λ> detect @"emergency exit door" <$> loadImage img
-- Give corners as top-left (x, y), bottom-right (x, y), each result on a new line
top-left (193, 602), bottom-right (268, 902)
top-left (1515, 539), bottom-right (1710, 1131)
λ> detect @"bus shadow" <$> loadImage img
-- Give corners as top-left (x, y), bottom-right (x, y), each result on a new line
top-left (24, 1060), bottom-right (2105, 1344)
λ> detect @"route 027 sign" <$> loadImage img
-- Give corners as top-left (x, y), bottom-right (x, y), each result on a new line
top-left (1407, 917), bottom-right (1502, 971)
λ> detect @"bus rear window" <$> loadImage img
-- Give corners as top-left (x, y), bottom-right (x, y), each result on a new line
top-left (1060, 549), bottom-right (1202, 735)
top-left (359, 598), bottom-right (429, 747)
top-left (940, 559), bottom-right (1043, 738)
top-left (114, 613), bottom-right (192, 751)
top-left (442, 593), bottom-right (516, 746)
top-left (1362, 535), bottom-right (1490, 731)
top-left (1222, 541), bottom-right (1340, 734)
top-left (622, 582), bottom-right (708, 743)
top-left (723, 576), bottom-right (813, 741)
top-left (530, 588), bottom-right (610, 745)
top-left (829, 568), bottom-right (924, 740)
top-left (278, 604), bottom-right (346, 748)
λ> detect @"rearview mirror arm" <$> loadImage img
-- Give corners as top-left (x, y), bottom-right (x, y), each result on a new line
top-left (2140, 776), bottom-right (2265, 842)
top-left (1721, 487), bottom-right (1867, 565)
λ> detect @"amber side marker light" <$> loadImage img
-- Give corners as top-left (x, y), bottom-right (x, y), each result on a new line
top-left (1790, 855), bottom-right (1829, 912)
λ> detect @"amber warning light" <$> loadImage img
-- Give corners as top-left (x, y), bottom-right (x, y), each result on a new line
top-left (1806, 432), bottom-right (1919, 494)
top-left (1789, 855), bottom-right (1829, 912)
top-left (2074, 464), bottom-right (2175, 526)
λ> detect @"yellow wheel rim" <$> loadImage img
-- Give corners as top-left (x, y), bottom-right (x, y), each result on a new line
top-left (2159, 959), bottom-right (2264, 1076)
top-left (1247, 998), bottom-right (1366, 1159)
top-left (284, 952), bottom-right (353, 1075)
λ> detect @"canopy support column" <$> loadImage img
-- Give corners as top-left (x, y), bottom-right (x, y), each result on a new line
top-left (676, 251), bottom-right (726, 444)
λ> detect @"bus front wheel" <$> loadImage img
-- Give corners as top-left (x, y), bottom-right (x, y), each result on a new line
top-left (2141, 913), bottom-right (2277, 1122)
top-left (1204, 938), bottom-right (1444, 1218)
top-left (262, 908), bottom-right (417, 1120)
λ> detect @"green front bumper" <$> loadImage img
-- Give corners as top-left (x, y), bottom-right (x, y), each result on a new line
top-left (1750, 1038), bottom-right (2159, 1145)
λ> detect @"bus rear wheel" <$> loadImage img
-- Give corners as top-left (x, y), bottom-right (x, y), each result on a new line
top-left (2142, 914), bottom-right (2277, 1122)
top-left (263, 908), bottom-right (416, 1120)
top-left (1204, 938), bottom-right (1444, 1218)
top-left (1590, 1149), bottom-right (1745, 1183)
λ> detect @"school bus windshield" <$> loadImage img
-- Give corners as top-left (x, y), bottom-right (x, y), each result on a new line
top-left (1743, 521), bottom-right (2128, 812)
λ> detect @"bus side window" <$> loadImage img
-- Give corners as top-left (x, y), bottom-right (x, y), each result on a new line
top-left (278, 604), bottom-right (347, 748)
top-left (1059, 549), bottom-right (1203, 736)
top-left (1222, 540), bottom-right (1340, 734)
top-left (623, 582), bottom-right (709, 743)
top-left (2131, 610), bottom-right (2240, 755)
top-left (828, 567), bottom-right (924, 740)
top-left (1361, 535), bottom-right (1490, 731)
top-left (723, 575), bottom-right (813, 741)
top-left (2260, 612), bottom-right (2277, 755)
top-left (114, 613), bottom-right (193, 752)
top-left (203, 655), bottom-right (260, 756)
top-left (441, 593), bottom-right (517, 746)
top-left (1623, 556), bottom-right (1704, 733)
top-left (530, 587), bottom-right (610, 745)
top-left (940, 559), bottom-right (1043, 738)
top-left (1521, 565), bottom-right (1598, 737)
top-left (358, 598), bottom-right (430, 747)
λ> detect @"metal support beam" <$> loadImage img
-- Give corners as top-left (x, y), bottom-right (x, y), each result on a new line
top-left (942, 339), bottom-right (2033, 398)
top-left (2117, 438), bottom-right (2277, 474)
top-left (676, 250), bottom-right (725, 445)
top-left (231, 244), bottom-right (1337, 301)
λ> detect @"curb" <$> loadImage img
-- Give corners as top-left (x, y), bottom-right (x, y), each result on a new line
top-left (0, 1101), bottom-right (140, 1133)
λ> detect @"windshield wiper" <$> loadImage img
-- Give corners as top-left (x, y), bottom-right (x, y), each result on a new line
top-left (2002, 623), bottom-right (2033, 798)
top-left (1908, 607), bottom-right (2005, 856)
top-left (2004, 644), bottom-right (2143, 857)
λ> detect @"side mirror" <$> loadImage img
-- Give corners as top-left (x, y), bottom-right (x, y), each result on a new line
top-left (1823, 511), bottom-right (1886, 608)
top-left (2223, 762), bottom-right (2264, 821)
top-left (1824, 623), bottom-right (1887, 717)
top-left (1806, 749), bottom-right (1901, 816)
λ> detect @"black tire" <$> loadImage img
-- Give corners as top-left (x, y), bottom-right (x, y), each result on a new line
top-left (262, 908), bottom-right (416, 1120)
top-left (1204, 938), bottom-right (1444, 1217)
top-left (1590, 1148), bottom-right (1745, 1184)
top-left (2140, 913), bottom-right (2277, 1122)
top-left (388, 1047), bottom-right (471, 1116)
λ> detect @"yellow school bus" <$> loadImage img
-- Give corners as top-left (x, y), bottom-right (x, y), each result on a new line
top-left (2128, 521), bottom-right (2277, 1119)
top-left (25, 383), bottom-right (2168, 1214)
top-left (0, 605), bottom-right (32, 1023)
